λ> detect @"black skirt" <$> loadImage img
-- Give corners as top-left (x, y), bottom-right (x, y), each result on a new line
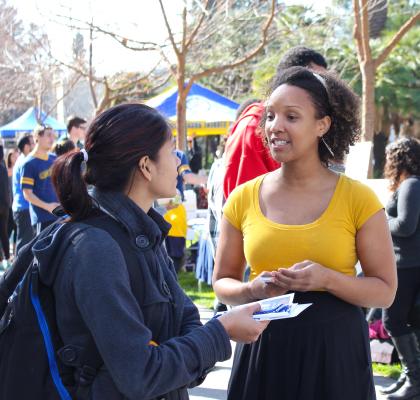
top-left (228, 292), bottom-right (376, 400)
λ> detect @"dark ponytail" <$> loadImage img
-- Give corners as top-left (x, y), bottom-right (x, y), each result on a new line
top-left (52, 103), bottom-right (172, 221)
top-left (52, 151), bottom-right (92, 221)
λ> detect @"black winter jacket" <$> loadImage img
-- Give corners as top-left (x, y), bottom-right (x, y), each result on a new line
top-left (32, 189), bottom-right (231, 400)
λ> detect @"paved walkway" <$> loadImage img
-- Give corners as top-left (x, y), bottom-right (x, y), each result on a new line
top-left (189, 308), bottom-right (395, 400)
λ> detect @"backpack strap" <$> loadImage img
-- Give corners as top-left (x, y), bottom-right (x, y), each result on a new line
top-left (30, 265), bottom-right (72, 400)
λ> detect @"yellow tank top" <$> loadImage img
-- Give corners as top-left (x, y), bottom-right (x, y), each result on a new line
top-left (223, 174), bottom-right (383, 280)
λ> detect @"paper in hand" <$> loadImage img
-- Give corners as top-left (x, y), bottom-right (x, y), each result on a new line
top-left (252, 293), bottom-right (312, 321)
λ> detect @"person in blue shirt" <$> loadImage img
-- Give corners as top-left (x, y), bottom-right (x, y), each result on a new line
top-left (21, 126), bottom-right (60, 234)
top-left (12, 135), bottom-right (35, 254)
top-left (176, 149), bottom-right (207, 198)
top-left (166, 149), bottom-right (207, 272)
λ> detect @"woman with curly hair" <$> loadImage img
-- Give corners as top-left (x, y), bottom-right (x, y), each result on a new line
top-left (213, 66), bottom-right (397, 400)
top-left (381, 138), bottom-right (420, 400)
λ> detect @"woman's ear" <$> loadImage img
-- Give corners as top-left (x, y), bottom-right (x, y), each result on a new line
top-left (138, 155), bottom-right (152, 181)
top-left (317, 115), bottom-right (332, 137)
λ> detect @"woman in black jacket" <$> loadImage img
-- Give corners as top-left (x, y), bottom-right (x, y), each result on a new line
top-left (49, 103), bottom-right (269, 400)
top-left (0, 145), bottom-right (11, 270)
top-left (382, 137), bottom-right (420, 400)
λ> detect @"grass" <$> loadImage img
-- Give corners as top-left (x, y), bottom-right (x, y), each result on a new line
top-left (178, 271), bottom-right (216, 309)
top-left (372, 363), bottom-right (401, 380)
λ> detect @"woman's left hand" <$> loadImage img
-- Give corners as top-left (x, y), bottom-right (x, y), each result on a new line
top-left (274, 260), bottom-right (331, 292)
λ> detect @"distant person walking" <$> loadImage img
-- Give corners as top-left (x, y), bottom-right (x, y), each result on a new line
top-left (6, 148), bottom-right (19, 256)
top-left (21, 126), bottom-right (59, 234)
top-left (381, 138), bottom-right (420, 400)
top-left (187, 134), bottom-right (203, 173)
top-left (0, 146), bottom-right (11, 269)
top-left (164, 148), bottom-right (207, 272)
top-left (12, 135), bottom-right (35, 253)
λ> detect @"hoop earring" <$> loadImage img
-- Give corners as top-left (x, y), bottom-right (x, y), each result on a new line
top-left (321, 137), bottom-right (335, 157)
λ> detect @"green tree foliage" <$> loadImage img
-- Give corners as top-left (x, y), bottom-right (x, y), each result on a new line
top-left (374, 1), bottom-right (420, 120)
top-left (201, 0), bottom-right (419, 130)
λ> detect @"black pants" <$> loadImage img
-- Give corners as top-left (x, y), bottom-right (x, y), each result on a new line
top-left (383, 267), bottom-right (420, 337)
top-left (7, 208), bottom-right (16, 244)
top-left (0, 207), bottom-right (10, 260)
top-left (13, 210), bottom-right (34, 255)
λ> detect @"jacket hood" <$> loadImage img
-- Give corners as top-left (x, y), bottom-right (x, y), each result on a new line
top-left (32, 222), bottom-right (89, 286)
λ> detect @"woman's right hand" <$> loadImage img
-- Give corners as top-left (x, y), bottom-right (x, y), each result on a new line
top-left (247, 271), bottom-right (288, 301)
top-left (218, 302), bottom-right (270, 343)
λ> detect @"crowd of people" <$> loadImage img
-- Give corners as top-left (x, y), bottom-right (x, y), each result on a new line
top-left (0, 117), bottom-right (86, 269)
top-left (0, 45), bottom-right (418, 400)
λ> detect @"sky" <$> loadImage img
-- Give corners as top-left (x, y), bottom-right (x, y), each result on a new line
top-left (11, 0), bottom-right (332, 76)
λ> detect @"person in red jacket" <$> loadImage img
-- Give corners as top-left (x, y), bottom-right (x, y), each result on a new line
top-left (223, 46), bottom-right (328, 200)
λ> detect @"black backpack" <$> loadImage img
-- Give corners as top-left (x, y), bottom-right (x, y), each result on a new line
top-left (0, 213), bottom-right (141, 400)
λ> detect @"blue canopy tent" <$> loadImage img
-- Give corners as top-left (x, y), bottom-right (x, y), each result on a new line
top-left (146, 83), bottom-right (239, 136)
top-left (0, 107), bottom-right (67, 139)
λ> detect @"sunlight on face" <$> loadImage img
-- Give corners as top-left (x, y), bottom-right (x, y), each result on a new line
top-left (151, 137), bottom-right (180, 199)
top-left (264, 84), bottom-right (322, 164)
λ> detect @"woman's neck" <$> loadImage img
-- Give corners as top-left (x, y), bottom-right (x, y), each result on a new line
top-left (276, 156), bottom-right (333, 188)
top-left (126, 177), bottom-right (155, 213)
top-left (127, 191), bottom-right (153, 214)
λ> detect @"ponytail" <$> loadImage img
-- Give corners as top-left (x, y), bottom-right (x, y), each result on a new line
top-left (52, 151), bottom-right (92, 221)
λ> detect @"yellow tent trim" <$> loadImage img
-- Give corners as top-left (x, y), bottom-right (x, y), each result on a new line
top-left (170, 121), bottom-right (231, 137)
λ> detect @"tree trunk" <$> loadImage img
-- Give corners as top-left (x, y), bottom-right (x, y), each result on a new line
top-left (361, 60), bottom-right (376, 142)
top-left (176, 87), bottom-right (187, 151)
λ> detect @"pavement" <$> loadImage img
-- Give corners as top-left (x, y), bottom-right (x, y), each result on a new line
top-left (189, 308), bottom-right (395, 400)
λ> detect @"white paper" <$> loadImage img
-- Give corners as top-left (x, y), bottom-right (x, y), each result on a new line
top-left (213, 293), bottom-right (312, 321)
top-left (253, 303), bottom-right (312, 321)
top-left (252, 293), bottom-right (311, 321)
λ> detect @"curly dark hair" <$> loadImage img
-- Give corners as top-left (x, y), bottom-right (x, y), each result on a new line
top-left (276, 46), bottom-right (327, 73)
top-left (384, 137), bottom-right (420, 192)
top-left (261, 66), bottom-right (361, 166)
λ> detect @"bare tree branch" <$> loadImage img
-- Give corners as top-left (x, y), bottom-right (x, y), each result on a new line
top-left (88, 23), bottom-right (98, 108)
top-left (158, 0), bottom-right (181, 58)
top-left (181, 6), bottom-right (188, 53)
top-left (185, 0), bottom-right (210, 49)
top-left (353, 0), bottom-right (365, 62)
top-left (375, 11), bottom-right (420, 68)
top-left (188, 0), bottom-right (276, 84)
top-left (53, 13), bottom-right (159, 52)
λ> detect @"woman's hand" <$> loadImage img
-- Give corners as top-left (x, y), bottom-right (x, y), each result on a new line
top-left (275, 260), bottom-right (331, 292)
top-left (218, 302), bottom-right (270, 343)
top-left (247, 271), bottom-right (288, 300)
